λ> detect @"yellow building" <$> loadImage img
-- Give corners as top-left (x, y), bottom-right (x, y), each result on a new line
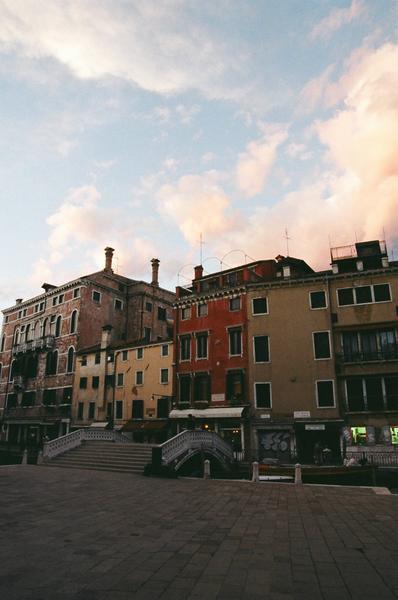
top-left (72, 326), bottom-right (173, 441)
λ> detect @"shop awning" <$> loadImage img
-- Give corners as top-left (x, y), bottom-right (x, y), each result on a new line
top-left (122, 420), bottom-right (168, 432)
top-left (169, 407), bottom-right (245, 419)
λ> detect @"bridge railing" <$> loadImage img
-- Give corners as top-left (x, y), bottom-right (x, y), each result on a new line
top-left (43, 428), bottom-right (131, 460)
top-left (156, 429), bottom-right (233, 467)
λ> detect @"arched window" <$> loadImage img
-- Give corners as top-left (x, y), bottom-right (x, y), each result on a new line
top-left (34, 321), bottom-right (40, 339)
top-left (0, 363), bottom-right (2, 379)
top-left (55, 316), bottom-right (62, 338)
top-left (42, 318), bottom-right (49, 337)
top-left (9, 360), bottom-right (17, 381)
top-left (70, 310), bottom-right (78, 334)
top-left (25, 324), bottom-right (31, 342)
top-left (67, 347), bottom-right (75, 373)
top-left (14, 329), bottom-right (20, 346)
top-left (1, 335), bottom-right (5, 352)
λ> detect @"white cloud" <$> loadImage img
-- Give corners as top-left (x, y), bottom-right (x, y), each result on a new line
top-left (175, 103), bottom-right (201, 124)
top-left (309, 0), bottom-right (365, 41)
top-left (285, 143), bottom-right (312, 160)
top-left (236, 127), bottom-right (288, 197)
top-left (0, 0), bottom-right (251, 102)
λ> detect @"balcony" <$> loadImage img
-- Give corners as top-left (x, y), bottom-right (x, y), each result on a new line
top-left (341, 348), bottom-right (398, 363)
top-left (12, 336), bottom-right (55, 356)
top-left (5, 404), bottom-right (71, 422)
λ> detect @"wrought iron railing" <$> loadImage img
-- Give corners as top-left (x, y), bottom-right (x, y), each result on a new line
top-left (12, 335), bottom-right (55, 355)
top-left (346, 445), bottom-right (398, 466)
top-left (341, 348), bottom-right (398, 363)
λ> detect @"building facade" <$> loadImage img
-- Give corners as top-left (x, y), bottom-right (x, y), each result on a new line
top-left (0, 249), bottom-right (174, 445)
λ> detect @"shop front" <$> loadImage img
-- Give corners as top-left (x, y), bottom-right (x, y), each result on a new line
top-left (295, 421), bottom-right (343, 464)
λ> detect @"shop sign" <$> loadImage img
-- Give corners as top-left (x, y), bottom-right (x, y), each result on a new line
top-left (305, 424), bottom-right (325, 431)
top-left (294, 411), bottom-right (311, 419)
top-left (211, 393), bottom-right (225, 404)
top-left (260, 414), bottom-right (271, 419)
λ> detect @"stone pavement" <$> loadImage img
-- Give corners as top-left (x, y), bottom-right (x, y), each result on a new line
top-left (0, 466), bottom-right (397, 600)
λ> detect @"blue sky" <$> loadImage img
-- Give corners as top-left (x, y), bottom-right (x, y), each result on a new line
top-left (1, 0), bottom-right (398, 310)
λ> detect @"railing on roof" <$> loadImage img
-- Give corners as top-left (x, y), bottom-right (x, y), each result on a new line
top-left (331, 240), bottom-right (387, 261)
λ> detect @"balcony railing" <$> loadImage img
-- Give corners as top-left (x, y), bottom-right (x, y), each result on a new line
top-left (341, 348), bottom-right (398, 363)
top-left (12, 336), bottom-right (55, 355)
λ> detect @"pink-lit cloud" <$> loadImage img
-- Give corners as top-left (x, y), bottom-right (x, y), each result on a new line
top-left (309, 0), bottom-right (365, 41)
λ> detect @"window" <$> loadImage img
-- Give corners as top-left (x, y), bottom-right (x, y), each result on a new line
top-left (316, 380), bottom-right (335, 408)
top-left (181, 306), bottom-right (191, 320)
top-left (52, 297), bottom-right (57, 307)
top-left (196, 333), bottom-right (208, 359)
top-left (338, 284), bottom-right (391, 306)
top-left (7, 393), bottom-right (17, 408)
top-left (197, 303), bottom-right (208, 317)
top-left (229, 328), bottom-right (242, 356)
top-left (4, 315), bottom-right (9, 323)
top-left (114, 299), bottom-right (123, 310)
top-left (95, 352), bottom-right (101, 364)
top-left (117, 373), bottom-right (124, 387)
top-left (92, 376), bottom-right (99, 389)
top-left (63, 387), bottom-right (72, 404)
top-left (0, 363), bottom-right (2, 380)
top-left (365, 377), bottom-right (383, 411)
top-left (179, 375), bottom-right (191, 404)
top-left (385, 376), bottom-right (398, 411)
top-left (136, 371), bottom-right (143, 385)
top-left (161, 344), bottom-right (169, 357)
top-left (45, 350), bottom-right (58, 375)
top-left (158, 306), bottom-right (166, 321)
top-left (160, 368), bottom-right (169, 384)
top-left (193, 373), bottom-right (210, 402)
top-left (81, 355), bottom-right (87, 366)
top-left (122, 350), bottom-right (128, 361)
top-left (136, 347), bottom-right (143, 359)
top-left (180, 336), bottom-right (191, 360)
top-left (144, 327), bottom-right (151, 342)
top-left (67, 347), bottom-right (75, 373)
top-left (226, 370), bottom-right (244, 404)
top-left (115, 401), bottom-right (123, 419)
top-left (70, 310), bottom-right (78, 334)
top-left (43, 389), bottom-right (57, 406)
top-left (346, 378), bottom-right (365, 411)
top-left (229, 296), bottom-right (241, 311)
top-left (132, 400), bottom-right (143, 419)
top-left (58, 294), bottom-right (64, 304)
top-left (252, 297), bottom-right (268, 315)
top-left (255, 383), bottom-right (271, 409)
top-left (145, 301), bottom-right (153, 312)
top-left (253, 336), bottom-right (269, 363)
top-left (1, 335), bottom-right (5, 352)
top-left (88, 402), bottom-right (96, 419)
top-left (9, 360), bottom-right (16, 381)
top-left (92, 290), bottom-right (101, 303)
top-left (351, 427), bottom-right (367, 445)
top-left (22, 391), bottom-right (36, 407)
top-left (77, 402), bottom-right (84, 419)
top-left (73, 287), bottom-right (80, 298)
top-left (55, 315), bottom-right (62, 338)
top-left (313, 331), bottom-right (331, 359)
top-left (79, 377), bottom-right (87, 389)
top-left (309, 291), bottom-right (327, 309)
top-left (105, 374), bottom-right (114, 387)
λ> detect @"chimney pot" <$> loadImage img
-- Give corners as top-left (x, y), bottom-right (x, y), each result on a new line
top-left (16, 298), bottom-right (23, 305)
top-left (104, 247), bottom-right (115, 272)
top-left (194, 265), bottom-right (203, 280)
top-left (151, 258), bottom-right (160, 286)
top-left (101, 324), bottom-right (113, 349)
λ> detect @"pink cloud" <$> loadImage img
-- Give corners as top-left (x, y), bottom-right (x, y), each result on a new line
top-left (309, 0), bottom-right (365, 41)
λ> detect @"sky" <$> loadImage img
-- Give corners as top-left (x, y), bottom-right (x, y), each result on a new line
top-left (1, 0), bottom-right (398, 310)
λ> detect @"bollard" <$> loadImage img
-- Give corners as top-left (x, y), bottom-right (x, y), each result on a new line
top-left (295, 463), bottom-right (302, 484)
top-left (203, 459), bottom-right (210, 480)
top-left (21, 449), bottom-right (28, 465)
top-left (252, 461), bottom-right (259, 483)
top-left (37, 450), bottom-right (43, 465)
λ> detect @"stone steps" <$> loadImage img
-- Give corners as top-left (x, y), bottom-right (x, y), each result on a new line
top-left (43, 441), bottom-right (153, 474)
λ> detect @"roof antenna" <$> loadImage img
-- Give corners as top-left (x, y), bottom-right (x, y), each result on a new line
top-left (199, 232), bottom-right (204, 265)
top-left (284, 227), bottom-right (291, 257)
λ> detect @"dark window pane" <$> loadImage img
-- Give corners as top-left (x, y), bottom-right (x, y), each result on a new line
top-left (338, 288), bottom-right (354, 306)
top-left (310, 291), bottom-right (326, 309)
top-left (255, 383), bottom-right (271, 408)
top-left (365, 377), bottom-right (384, 411)
top-left (346, 379), bottom-right (365, 411)
top-left (115, 401), bottom-right (123, 419)
top-left (88, 402), bottom-right (95, 419)
top-left (92, 376), bottom-right (99, 389)
top-left (385, 376), bottom-right (398, 410)
top-left (254, 336), bottom-right (269, 362)
top-left (342, 332), bottom-right (359, 361)
top-left (229, 297), bottom-right (241, 311)
top-left (374, 283), bottom-right (391, 302)
top-left (196, 333), bottom-right (208, 359)
top-left (226, 371), bottom-right (244, 404)
top-left (316, 381), bottom-right (334, 407)
top-left (313, 332), bottom-right (331, 359)
top-left (252, 297), bottom-right (268, 314)
top-left (355, 286), bottom-right (372, 304)
top-left (179, 376), bottom-right (191, 404)
top-left (79, 377), bottom-right (87, 389)
top-left (132, 400), bottom-right (143, 419)
top-left (193, 374), bottom-right (210, 402)
top-left (229, 329), bottom-right (242, 355)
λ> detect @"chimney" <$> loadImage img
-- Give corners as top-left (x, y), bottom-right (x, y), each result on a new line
top-left (101, 324), bottom-right (113, 349)
top-left (41, 283), bottom-right (57, 293)
top-left (151, 258), bottom-right (160, 286)
top-left (194, 265), bottom-right (203, 280)
top-left (15, 298), bottom-right (23, 305)
top-left (104, 247), bottom-right (114, 272)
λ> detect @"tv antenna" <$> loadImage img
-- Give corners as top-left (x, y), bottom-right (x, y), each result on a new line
top-left (284, 227), bottom-right (291, 256)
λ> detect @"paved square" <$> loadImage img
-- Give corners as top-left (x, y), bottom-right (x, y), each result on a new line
top-left (0, 466), bottom-right (397, 599)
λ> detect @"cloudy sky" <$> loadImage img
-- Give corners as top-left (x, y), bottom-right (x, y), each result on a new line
top-left (1, 0), bottom-right (398, 309)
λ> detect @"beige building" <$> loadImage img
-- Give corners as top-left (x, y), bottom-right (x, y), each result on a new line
top-left (72, 329), bottom-right (173, 441)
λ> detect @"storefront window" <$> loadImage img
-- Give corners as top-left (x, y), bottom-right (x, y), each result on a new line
top-left (351, 426), bottom-right (367, 444)
top-left (391, 427), bottom-right (398, 445)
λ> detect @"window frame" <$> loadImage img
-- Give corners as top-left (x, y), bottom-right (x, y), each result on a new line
top-left (136, 347), bottom-right (143, 360)
top-left (253, 335), bottom-right (270, 363)
top-left (197, 302), bottom-right (208, 317)
top-left (114, 298), bottom-right (123, 310)
top-left (92, 290), bottom-right (102, 303)
top-left (312, 330), bottom-right (332, 360)
top-left (160, 368), bottom-right (169, 384)
top-left (135, 370), bottom-right (144, 386)
top-left (252, 297), bottom-right (268, 315)
top-left (180, 335), bottom-right (191, 361)
top-left (228, 327), bottom-right (242, 357)
top-left (309, 290), bottom-right (327, 310)
top-left (196, 332), bottom-right (208, 360)
top-left (315, 379), bottom-right (336, 409)
top-left (181, 306), bottom-right (191, 320)
top-left (254, 382), bottom-right (272, 409)
top-left (161, 344), bottom-right (169, 357)
top-left (229, 296), bottom-right (241, 312)
top-left (337, 283), bottom-right (392, 307)
top-left (116, 373), bottom-right (124, 387)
